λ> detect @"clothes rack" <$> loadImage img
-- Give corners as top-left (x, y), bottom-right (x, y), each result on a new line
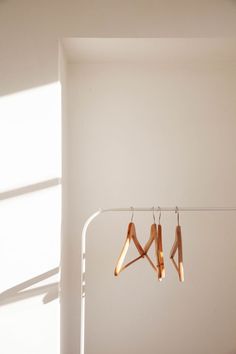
top-left (80, 206), bottom-right (236, 354)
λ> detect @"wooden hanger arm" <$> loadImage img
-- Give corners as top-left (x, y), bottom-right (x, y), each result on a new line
top-left (170, 237), bottom-right (178, 258)
top-left (176, 226), bottom-right (184, 282)
top-left (157, 224), bottom-right (165, 279)
top-left (179, 262), bottom-right (184, 282)
top-left (114, 233), bottom-right (131, 276)
top-left (144, 223), bottom-right (156, 253)
top-left (176, 226), bottom-right (183, 262)
top-left (170, 225), bottom-right (184, 282)
top-left (132, 233), bottom-right (145, 256)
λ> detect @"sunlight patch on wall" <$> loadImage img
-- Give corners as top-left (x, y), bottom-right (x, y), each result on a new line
top-left (0, 82), bottom-right (61, 192)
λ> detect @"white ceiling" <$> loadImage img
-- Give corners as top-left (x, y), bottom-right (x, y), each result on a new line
top-left (63, 38), bottom-right (236, 64)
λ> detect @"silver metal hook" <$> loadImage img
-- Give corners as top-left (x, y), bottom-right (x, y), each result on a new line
top-left (130, 207), bottom-right (134, 222)
top-left (175, 206), bottom-right (180, 225)
top-left (152, 206), bottom-right (156, 224)
top-left (158, 206), bottom-right (161, 224)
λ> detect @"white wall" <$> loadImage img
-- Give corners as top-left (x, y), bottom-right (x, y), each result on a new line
top-left (65, 39), bottom-right (236, 354)
top-left (1, 2), bottom-right (236, 354)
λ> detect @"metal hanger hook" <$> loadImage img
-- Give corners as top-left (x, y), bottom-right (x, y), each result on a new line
top-left (175, 206), bottom-right (180, 225)
top-left (130, 206), bottom-right (134, 222)
top-left (158, 206), bottom-right (161, 224)
top-left (152, 206), bottom-right (156, 224)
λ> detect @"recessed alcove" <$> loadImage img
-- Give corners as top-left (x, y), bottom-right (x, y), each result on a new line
top-left (60, 38), bottom-right (236, 354)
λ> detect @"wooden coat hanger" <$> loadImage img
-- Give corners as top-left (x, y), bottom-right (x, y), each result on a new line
top-left (114, 207), bottom-right (165, 280)
top-left (114, 221), bottom-right (145, 276)
top-left (143, 208), bottom-right (165, 280)
top-left (170, 207), bottom-right (184, 282)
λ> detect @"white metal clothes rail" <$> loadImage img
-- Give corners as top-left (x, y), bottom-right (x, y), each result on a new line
top-left (80, 206), bottom-right (236, 354)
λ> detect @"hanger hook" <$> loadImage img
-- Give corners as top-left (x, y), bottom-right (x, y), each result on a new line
top-left (175, 206), bottom-right (180, 226)
top-left (130, 206), bottom-right (134, 222)
top-left (152, 206), bottom-right (156, 224)
top-left (158, 206), bottom-right (161, 224)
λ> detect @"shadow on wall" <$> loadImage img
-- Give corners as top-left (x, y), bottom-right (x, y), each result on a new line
top-left (0, 1), bottom-right (59, 96)
top-left (0, 178), bottom-right (61, 306)
top-left (0, 178), bottom-right (61, 201)
top-left (0, 267), bottom-right (59, 306)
